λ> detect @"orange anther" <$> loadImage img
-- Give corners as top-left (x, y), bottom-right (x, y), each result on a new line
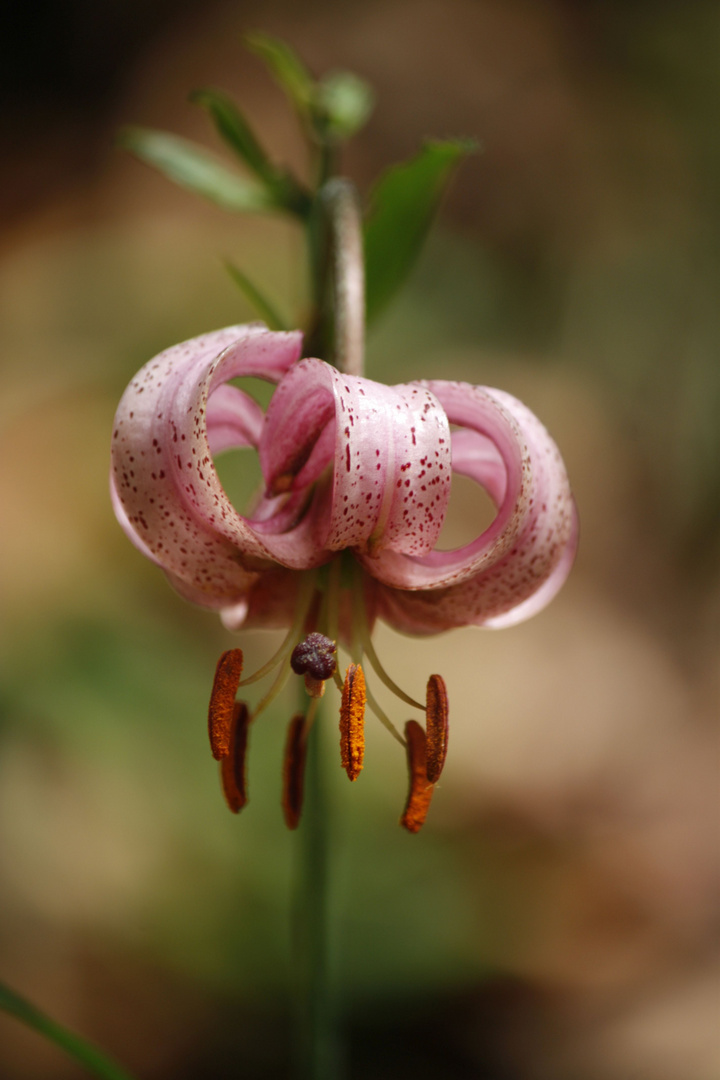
top-left (208, 648), bottom-right (244, 760)
top-left (220, 701), bottom-right (250, 813)
top-left (282, 714), bottom-right (307, 830)
top-left (425, 674), bottom-right (449, 783)
top-left (400, 719), bottom-right (434, 834)
top-left (339, 663), bottom-right (366, 781)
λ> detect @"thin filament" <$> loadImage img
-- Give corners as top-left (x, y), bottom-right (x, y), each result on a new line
top-left (238, 571), bottom-right (318, 688)
top-left (331, 668), bottom-right (344, 693)
top-left (365, 682), bottom-right (406, 748)
top-left (252, 654), bottom-right (293, 719)
top-left (351, 568), bottom-right (424, 711)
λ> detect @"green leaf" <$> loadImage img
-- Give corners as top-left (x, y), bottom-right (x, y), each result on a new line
top-left (191, 88), bottom-right (312, 217)
top-left (119, 127), bottom-right (275, 213)
top-left (245, 31), bottom-right (315, 111)
top-left (364, 139), bottom-right (478, 323)
top-left (0, 980), bottom-right (136, 1080)
top-left (191, 88), bottom-right (275, 180)
top-left (224, 261), bottom-right (289, 330)
top-left (245, 33), bottom-right (373, 153)
top-left (316, 71), bottom-right (374, 141)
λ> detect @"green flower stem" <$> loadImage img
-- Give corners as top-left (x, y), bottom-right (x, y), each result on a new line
top-left (306, 178), bottom-right (365, 376)
top-left (0, 980), bottom-right (136, 1080)
top-left (293, 707), bottom-right (342, 1080)
top-left (292, 138), bottom-right (363, 1080)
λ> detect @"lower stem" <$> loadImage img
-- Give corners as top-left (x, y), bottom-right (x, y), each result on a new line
top-left (293, 711), bottom-right (341, 1080)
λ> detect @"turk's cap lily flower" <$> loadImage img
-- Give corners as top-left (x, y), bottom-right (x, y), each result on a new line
top-left (111, 324), bottom-right (577, 830)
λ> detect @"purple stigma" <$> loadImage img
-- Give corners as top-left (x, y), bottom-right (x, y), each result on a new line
top-left (290, 632), bottom-right (338, 681)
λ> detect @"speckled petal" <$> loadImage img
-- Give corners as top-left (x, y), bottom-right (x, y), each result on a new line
top-left (375, 508), bottom-right (578, 632)
top-left (260, 359), bottom-right (452, 557)
top-left (110, 324), bottom-right (319, 609)
top-left (220, 568), bottom-right (302, 630)
top-left (206, 383), bottom-right (264, 454)
top-left (368, 382), bottom-right (577, 630)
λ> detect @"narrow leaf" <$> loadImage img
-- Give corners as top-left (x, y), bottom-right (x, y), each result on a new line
top-left (245, 33), bottom-right (373, 151)
top-left (224, 261), bottom-right (289, 331)
top-left (191, 88), bottom-right (275, 178)
top-left (245, 31), bottom-right (315, 112)
top-left (364, 139), bottom-right (477, 323)
top-left (119, 127), bottom-right (274, 213)
top-left (0, 980), bottom-right (136, 1080)
top-left (191, 88), bottom-right (311, 217)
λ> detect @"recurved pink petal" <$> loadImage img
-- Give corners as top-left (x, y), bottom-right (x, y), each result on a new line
top-left (260, 359), bottom-right (452, 557)
top-left (219, 568), bottom-right (302, 631)
top-left (449, 428), bottom-right (507, 506)
top-left (111, 324), bottom-right (322, 610)
top-left (366, 382), bottom-right (577, 630)
top-left (206, 383), bottom-right (264, 454)
top-left (375, 506), bottom-right (578, 633)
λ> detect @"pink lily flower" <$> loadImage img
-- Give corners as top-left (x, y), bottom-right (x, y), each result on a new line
top-left (111, 324), bottom-right (577, 830)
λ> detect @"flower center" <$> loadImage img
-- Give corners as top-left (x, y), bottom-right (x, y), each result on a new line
top-left (206, 554), bottom-right (449, 832)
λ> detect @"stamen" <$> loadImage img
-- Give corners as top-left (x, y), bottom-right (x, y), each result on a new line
top-left (351, 567), bottom-right (424, 711)
top-left (238, 572), bottom-right (318, 688)
top-left (400, 720), bottom-right (435, 834)
top-left (252, 654), bottom-right (293, 719)
top-left (282, 714), bottom-right (307, 830)
top-left (364, 681), bottom-right (407, 748)
top-left (237, 624), bottom-right (297, 688)
top-left (220, 701), bottom-right (250, 813)
top-left (331, 669), bottom-right (345, 693)
top-left (208, 648), bottom-right (243, 760)
top-left (425, 674), bottom-right (449, 783)
top-left (340, 664), bottom-right (366, 780)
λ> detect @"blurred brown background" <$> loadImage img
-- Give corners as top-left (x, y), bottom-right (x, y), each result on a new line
top-left (1, 1), bottom-right (718, 1077)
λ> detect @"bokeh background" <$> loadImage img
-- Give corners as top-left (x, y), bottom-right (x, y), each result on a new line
top-left (1, 1), bottom-right (718, 1077)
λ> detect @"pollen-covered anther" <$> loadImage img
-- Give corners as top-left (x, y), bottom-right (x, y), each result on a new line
top-left (208, 648), bottom-right (244, 760)
top-left (400, 720), bottom-right (435, 834)
top-left (340, 663), bottom-right (366, 781)
top-left (425, 674), bottom-right (449, 783)
top-left (220, 701), bottom-right (250, 814)
top-left (282, 714), bottom-right (308, 830)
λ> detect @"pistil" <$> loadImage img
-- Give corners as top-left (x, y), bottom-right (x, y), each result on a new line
top-left (282, 714), bottom-right (308, 829)
top-left (290, 631), bottom-right (338, 695)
